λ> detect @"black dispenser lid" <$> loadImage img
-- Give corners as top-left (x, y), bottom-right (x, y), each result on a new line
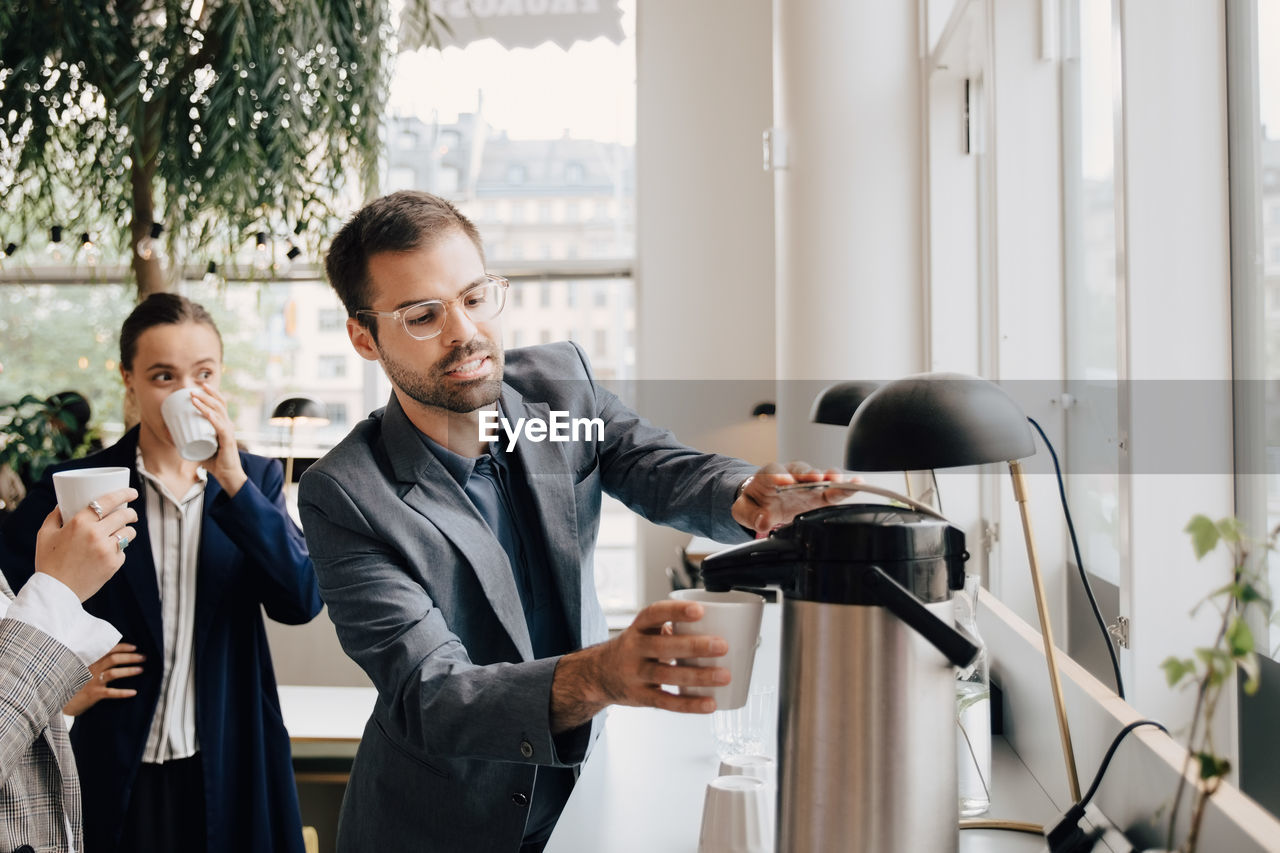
top-left (702, 503), bottom-right (968, 605)
top-left (701, 504), bottom-right (978, 668)
top-left (776, 504), bottom-right (965, 563)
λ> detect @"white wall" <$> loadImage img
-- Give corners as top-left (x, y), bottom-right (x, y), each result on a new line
top-left (634, 0), bottom-right (777, 604)
top-left (773, 0), bottom-right (926, 468)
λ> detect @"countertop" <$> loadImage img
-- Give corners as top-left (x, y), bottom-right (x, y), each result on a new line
top-left (545, 704), bottom-right (1059, 852)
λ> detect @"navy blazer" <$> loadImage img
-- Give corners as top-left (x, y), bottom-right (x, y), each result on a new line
top-left (1, 428), bottom-right (322, 852)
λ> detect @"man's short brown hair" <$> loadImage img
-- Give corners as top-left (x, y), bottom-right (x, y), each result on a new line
top-left (325, 190), bottom-right (485, 341)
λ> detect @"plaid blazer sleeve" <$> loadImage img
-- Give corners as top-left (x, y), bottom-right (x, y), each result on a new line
top-left (0, 617), bottom-right (92, 852)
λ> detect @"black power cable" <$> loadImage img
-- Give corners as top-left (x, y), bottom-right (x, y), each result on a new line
top-left (1027, 416), bottom-right (1125, 701)
top-left (1046, 719), bottom-right (1169, 852)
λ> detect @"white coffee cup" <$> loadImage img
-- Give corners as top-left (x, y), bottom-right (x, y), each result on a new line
top-left (697, 775), bottom-right (773, 853)
top-left (670, 588), bottom-right (765, 711)
top-left (52, 467), bottom-right (131, 522)
top-left (161, 387), bottom-right (219, 462)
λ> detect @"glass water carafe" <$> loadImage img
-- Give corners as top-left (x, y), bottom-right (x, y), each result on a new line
top-left (955, 573), bottom-right (991, 816)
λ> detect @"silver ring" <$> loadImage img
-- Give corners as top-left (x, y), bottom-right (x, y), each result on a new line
top-left (88, 500), bottom-right (105, 521)
top-left (115, 534), bottom-right (129, 553)
top-left (98, 671), bottom-right (106, 682)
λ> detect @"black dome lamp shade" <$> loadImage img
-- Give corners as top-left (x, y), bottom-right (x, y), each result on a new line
top-left (269, 397), bottom-right (330, 492)
top-left (809, 380), bottom-right (884, 427)
top-left (843, 372), bottom-right (1035, 471)
top-left (269, 397), bottom-right (330, 426)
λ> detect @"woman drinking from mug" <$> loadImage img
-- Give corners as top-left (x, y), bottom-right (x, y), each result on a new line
top-left (1, 293), bottom-right (322, 853)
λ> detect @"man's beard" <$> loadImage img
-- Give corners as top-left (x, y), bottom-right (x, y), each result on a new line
top-left (379, 339), bottom-right (505, 414)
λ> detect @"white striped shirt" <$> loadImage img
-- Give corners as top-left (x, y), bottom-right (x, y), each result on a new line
top-left (136, 451), bottom-right (205, 764)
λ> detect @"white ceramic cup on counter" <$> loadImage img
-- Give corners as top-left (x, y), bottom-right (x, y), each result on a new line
top-left (160, 387), bottom-right (219, 462)
top-left (697, 774), bottom-right (773, 853)
top-left (669, 588), bottom-right (765, 711)
top-left (52, 467), bottom-right (131, 522)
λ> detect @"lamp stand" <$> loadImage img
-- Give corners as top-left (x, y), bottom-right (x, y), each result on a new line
top-left (283, 420), bottom-right (296, 498)
top-left (1009, 459), bottom-right (1082, 802)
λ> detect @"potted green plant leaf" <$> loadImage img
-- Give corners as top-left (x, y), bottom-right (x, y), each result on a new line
top-left (1149, 515), bottom-right (1276, 853)
top-left (0, 392), bottom-right (95, 510)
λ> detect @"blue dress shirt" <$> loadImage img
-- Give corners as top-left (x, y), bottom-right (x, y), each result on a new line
top-left (419, 425), bottom-right (575, 843)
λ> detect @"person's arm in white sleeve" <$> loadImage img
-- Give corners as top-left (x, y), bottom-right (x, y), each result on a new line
top-left (0, 487), bottom-right (137, 784)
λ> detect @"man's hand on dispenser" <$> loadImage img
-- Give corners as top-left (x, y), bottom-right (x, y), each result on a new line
top-left (731, 461), bottom-right (852, 538)
top-left (548, 599), bottom-right (728, 733)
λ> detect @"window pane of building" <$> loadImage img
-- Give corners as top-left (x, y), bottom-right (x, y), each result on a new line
top-left (1062, 0), bottom-right (1125, 585)
top-left (1253, 0), bottom-right (1280, 654)
top-left (381, 4), bottom-right (639, 610)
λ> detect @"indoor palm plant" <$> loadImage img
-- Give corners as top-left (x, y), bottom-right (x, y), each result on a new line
top-left (0, 0), bottom-right (446, 296)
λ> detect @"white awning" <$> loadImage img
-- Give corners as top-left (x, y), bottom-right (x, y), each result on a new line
top-left (432, 0), bottom-right (624, 50)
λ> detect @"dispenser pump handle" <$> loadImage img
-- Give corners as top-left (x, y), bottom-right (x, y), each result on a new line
top-left (865, 565), bottom-right (980, 668)
top-left (700, 533), bottom-right (800, 592)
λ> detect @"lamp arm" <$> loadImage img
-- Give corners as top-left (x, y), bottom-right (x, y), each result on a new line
top-left (776, 481), bottom-right (950, 522)
top-left (283, 420), bottom-right (297, 496)
top-left (1009, 458), bottom-right (1082, 802)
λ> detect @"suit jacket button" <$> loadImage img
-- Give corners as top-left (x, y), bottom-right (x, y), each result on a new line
top-left (519, 740), bottom-right (534, 759)
top-left (512, 792), bottom-right (530, 807)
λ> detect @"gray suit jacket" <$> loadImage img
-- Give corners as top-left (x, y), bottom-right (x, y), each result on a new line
top-left (0, 616), bottom-right (90, 853)
top-left (299, 342), bottom-right (756, 852)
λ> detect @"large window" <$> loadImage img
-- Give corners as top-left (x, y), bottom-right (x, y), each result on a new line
top-left (382, 7), bottom-right (641, 610)
top-left (1230, 0), bottom-right (1280, 658)
top-left (1062, 0), bottom-right (1127, 589)
top-left (0, 2), bottom-right (641, 612)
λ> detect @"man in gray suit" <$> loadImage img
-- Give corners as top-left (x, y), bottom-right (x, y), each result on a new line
top-left (0, 487), bottom-right (137, 853)
top-left (299, 190), bottom-right (842, 852)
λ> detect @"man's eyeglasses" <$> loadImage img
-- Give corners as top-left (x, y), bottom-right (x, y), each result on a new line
top-left (356, 275), bottom-right (509, 341)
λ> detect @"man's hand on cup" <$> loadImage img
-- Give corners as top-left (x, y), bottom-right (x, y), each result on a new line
top-left (550, 599), bottom-right (728, 732)
top-left (34, 486), bottom-right (138, 602)
top-left (595, 599), bottom-right (729, 713)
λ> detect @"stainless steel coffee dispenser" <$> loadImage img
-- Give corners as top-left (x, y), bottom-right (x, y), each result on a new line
top-left (701, 503), bottom-right (978, 853)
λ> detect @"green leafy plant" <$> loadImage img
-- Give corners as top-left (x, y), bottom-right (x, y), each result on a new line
top-left (0, 0), bottom-right (446, 296)
top-left (0, 393), bottom-right (93, 493)
top-left (1159, 515), bottom-right (1276, 853)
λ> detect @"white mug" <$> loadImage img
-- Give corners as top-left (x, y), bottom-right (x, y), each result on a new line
top-left (670, 589), bottom-right (765, 710)
top-left (160, 388), bottom-right (219, 462)
top-left (52, 467), bottom-right (131, 522)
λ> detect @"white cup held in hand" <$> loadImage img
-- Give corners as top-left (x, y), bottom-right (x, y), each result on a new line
top-left (670, 588), bottom-right (765, 710)
top-left (52, 467), bottom-right (131, 522)
top-left (161, 387), bottom-right (219, 462)
top-left (698, 775), bottom-right (773, 853)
